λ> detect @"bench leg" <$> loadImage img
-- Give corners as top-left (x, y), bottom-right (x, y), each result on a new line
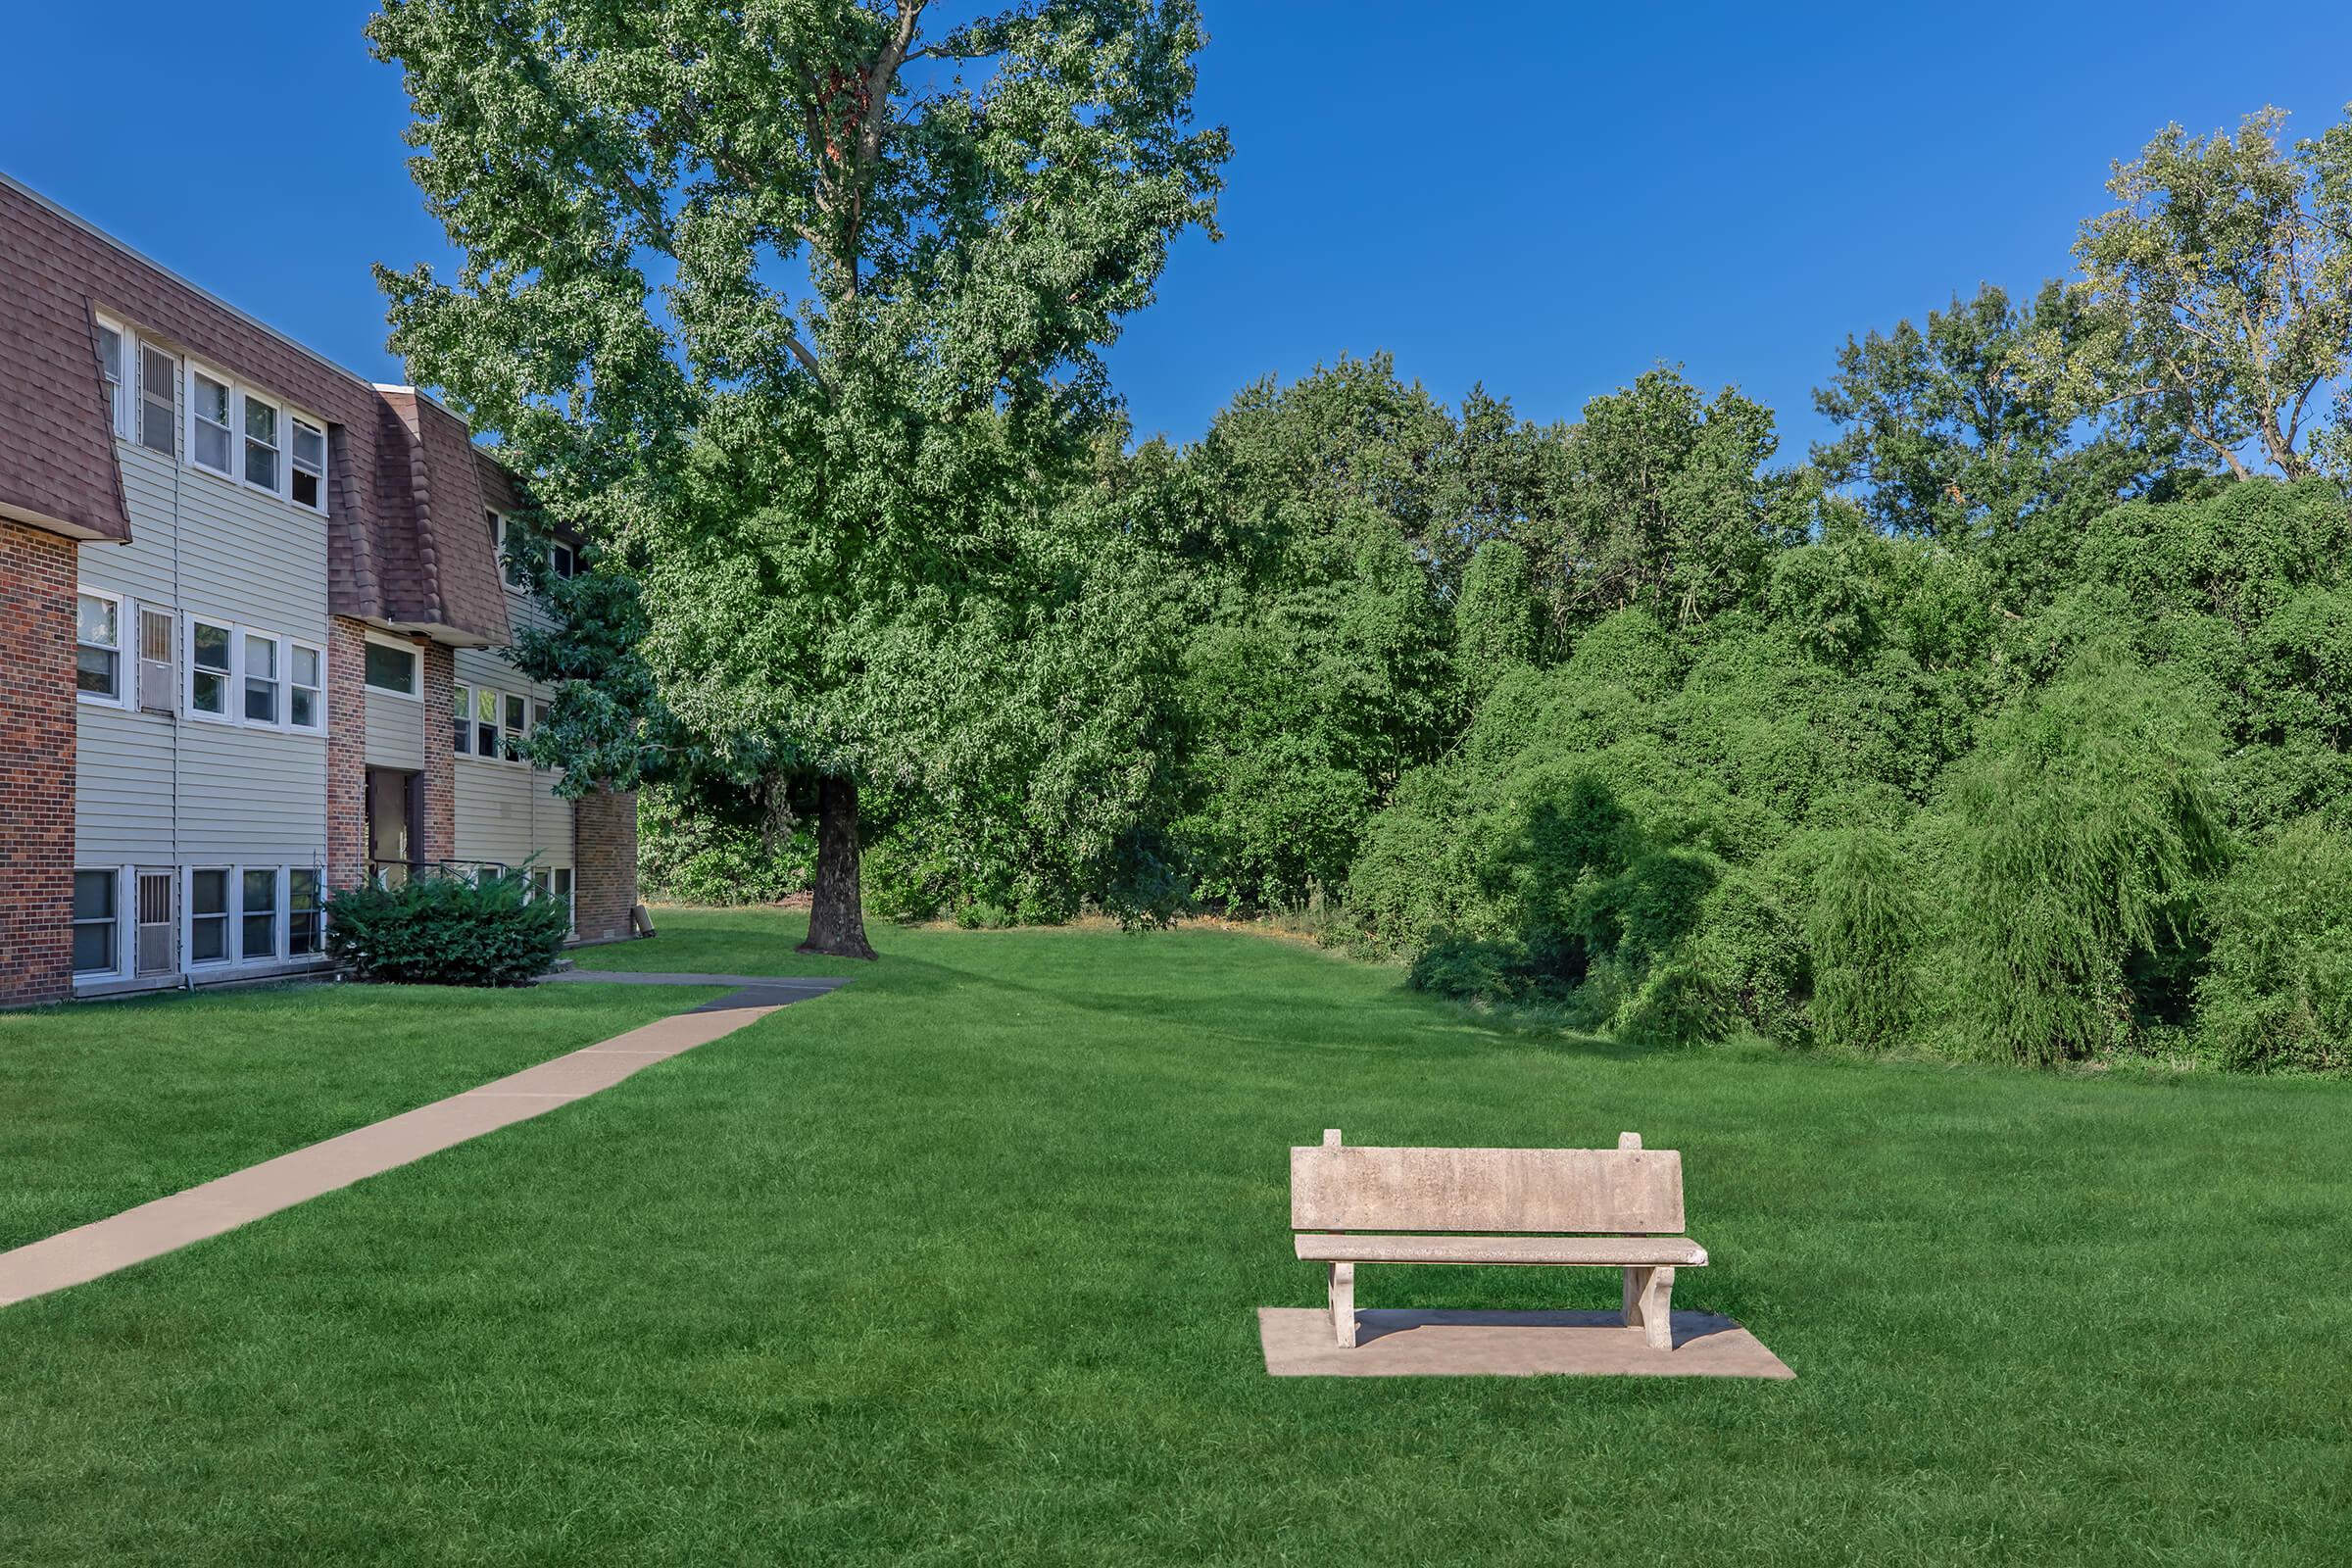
top-left (1328, 1261), bottom-right (1356, 1348)
top-left (1639, 1266), bottom-right (1676, 1351)
top-left (1621, 1265), bottom-right (1646, 1328)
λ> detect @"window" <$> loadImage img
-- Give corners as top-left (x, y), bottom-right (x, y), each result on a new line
top-left (289, 643), bottom-right (323, 731)
top-left (72, 869), bottom-right (119, 974)
top-left (240, 868), bottom-right (278, 960)
top-left (137, 343), bottom-right (176, 457)
top-left (528, 867), bottom-right (576, 929)
top-left (76, 592), bottom-right (122, 701)
top-left (504, 693), bottom-right (528, 760)
top-left (490, 511), bottom-right (529, 591)
top-left (188, 618), bottom-right (231, 717)
top-left (190, 368), bottom-right (233, 474)
top-left (138, 607), bottom-right (175, 712)
top-left (452, 682), bottom-right (473, 755)
top-left (473, 686), bottom-right (500, 758)
top-left (242, 392), bottom-right (281, 491)
top-left (289, 868), bottom-right (323, 956)
top-left (364, 640), bottom-right (418, 697)
top-left (97, 321), bottom-right (131, 439)
top-left (551, 541), bottom-right (576, 579)
top-left (290, 417), bottom-right (326, 512)
top-left (242, 632), bottom-right (279, 724)
top-left (190, 869), bottom-right (229, 962)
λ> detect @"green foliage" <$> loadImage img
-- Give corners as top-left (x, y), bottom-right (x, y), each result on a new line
top-left (371, 0), bottom-right (1230, 941)
top-left (637, 780), bottom-right (812, 907)
top-left (1937, 655), bottom-right (2228, 1065)
top-left (2054, 107), bottom-right (2352, 481)
top-left (2196, 818), bottom-right (2352, 1071)
top-left (1452, 538), bottom-right (1542, 699)
top-left (368, 61), bottom-right (2352, 1072)
top-left (323, 871), bottom-right (572, 987)
top-left (1807, 827), bottom-right (1922, 1054)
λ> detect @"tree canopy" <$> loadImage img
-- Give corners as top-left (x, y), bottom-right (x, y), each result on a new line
top-left (371, 0), bottom-right (1228, 954)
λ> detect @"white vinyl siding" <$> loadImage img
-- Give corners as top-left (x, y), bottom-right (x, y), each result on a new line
top-left (74, 415), bottom-right (330, 877)
top-left (365, 687), bottom-right (428, 769)
top-left (452, 647), bottom-right (571, 871)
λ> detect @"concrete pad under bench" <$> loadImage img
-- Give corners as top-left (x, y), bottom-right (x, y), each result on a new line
top-left (1256, 1306), bottom-right (1794, 1379)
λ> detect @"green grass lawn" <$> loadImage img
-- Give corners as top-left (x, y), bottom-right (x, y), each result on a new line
top-left (0, 980), bottom-right (723, 1252)
top-left (2, 908), bottom-right (2347, 1565)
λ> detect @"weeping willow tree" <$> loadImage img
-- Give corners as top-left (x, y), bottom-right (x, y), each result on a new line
top-left (1939, 651), bottom-right (2229, 1065)
top-left (1807, 825), bottom-right (1921, 1054)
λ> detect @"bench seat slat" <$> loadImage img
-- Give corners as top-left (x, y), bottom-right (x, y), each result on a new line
top-left (1295, 1234), bottom-right (1707, 1267)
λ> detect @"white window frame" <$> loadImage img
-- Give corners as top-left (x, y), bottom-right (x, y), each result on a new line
top-left (186, 866), bottom-right (233, 968)
top-left (288, 866), bottom-right (325, 957)
top-left (502, 691), bottom-right (531, 764)
top-left (182, 613), bottom-right (327, 736)
top-left (72, 865), bottom-right (125, 979)
top-left (289, 416), bottom-right (327, 514)
top-left (185, 613), bottom-right (236, 723)
top-left (135, 602), bottom-right (176, 714)
top-left (288, 640), bottom-right (326, 733)
top-left (363, 633), bottom-right (422, 701)
top-left (238, 865), bottom-right (283, 964)
top-left (490, 511), bottom-right (530, 592)
top-left (471, 685), bottom-right (502, 760)
top-left (550, 540), bottom-right (576, 579)
top-left (135, 337), bottom-right (178, 458)
top-left (94, 315), bottom-right (133, 440)
top-left (240, 388), bottom-right (283, 495)
top-left (452, 682), bottom-right (472, 756)
top-left (176, 358), bottom-right (328, 514)
top-left (187, 363), bottom-right (235, 478)
top-left (241, 629), bottom-right (282, 726)
top-left (75, 587), bottom-right (127, 709)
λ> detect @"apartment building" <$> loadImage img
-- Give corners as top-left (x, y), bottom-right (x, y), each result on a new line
top-left (0, 173), bottom-right (639, 1005)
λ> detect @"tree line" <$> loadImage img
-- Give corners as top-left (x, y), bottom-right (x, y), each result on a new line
top-left (369, 1), bottom-right (2352, 1069)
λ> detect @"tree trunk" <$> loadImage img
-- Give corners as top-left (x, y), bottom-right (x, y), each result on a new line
top-left (800, 773), bottom-right (877, 959)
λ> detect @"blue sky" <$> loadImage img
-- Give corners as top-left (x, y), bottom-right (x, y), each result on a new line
top-left (10, 3), bottom-right (2352, 458)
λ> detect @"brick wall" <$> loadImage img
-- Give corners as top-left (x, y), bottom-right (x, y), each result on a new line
top-left (325, 617), bottom-right (368, 889)
top-left (0, 521), bottom-right (74, 1005)
top-left (572, 787), bottom-right (641, 945)
top-left (420, 642), bottom-right (455, 861)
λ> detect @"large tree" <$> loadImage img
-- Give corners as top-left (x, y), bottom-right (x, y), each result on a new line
top-left (369, 0), bottom-right (1227, 956)
top-left (1813, 282), bottom-right (2180, 605)
top-left (2048, 105), bottom-right (2352, 481)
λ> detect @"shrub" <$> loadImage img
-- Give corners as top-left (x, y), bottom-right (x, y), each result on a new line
top-left (1939, 652), bottom-right (2227, 1065)
top-left (1406, 934), bottom-right (1541, 1004)
top-left (324, 870), bottom-right (572, 986)
top-left (1808, 826), bottom-right (1921, 1054)
top-left (2195, 818), bottom-right (2352, 1072)
top-left (1614, 959), bottom-right (1730, 1049)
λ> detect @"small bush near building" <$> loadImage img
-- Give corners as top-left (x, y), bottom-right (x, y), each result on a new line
top-left (325, 871), bottom-right (571, 987)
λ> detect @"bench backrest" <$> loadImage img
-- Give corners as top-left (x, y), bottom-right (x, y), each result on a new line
top-left (1291, 1134), bottom-right (1685, 1234)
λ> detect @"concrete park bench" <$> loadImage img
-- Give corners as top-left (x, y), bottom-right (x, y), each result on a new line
top-left (1291, 1129), bottom-right (1707, 1349)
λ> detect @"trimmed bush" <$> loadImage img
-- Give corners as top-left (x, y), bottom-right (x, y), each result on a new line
top-left (325, 870), bottom-right (572, 987)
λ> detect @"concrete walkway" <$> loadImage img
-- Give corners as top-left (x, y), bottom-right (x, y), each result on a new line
top-left (0, 973), bottom-right (848, 1308)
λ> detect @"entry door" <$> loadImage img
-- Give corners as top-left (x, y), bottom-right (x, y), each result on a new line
top-left (367, 768), bottom-right (419, 883)
top-left (134, 869), bottom-right (176, 975)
